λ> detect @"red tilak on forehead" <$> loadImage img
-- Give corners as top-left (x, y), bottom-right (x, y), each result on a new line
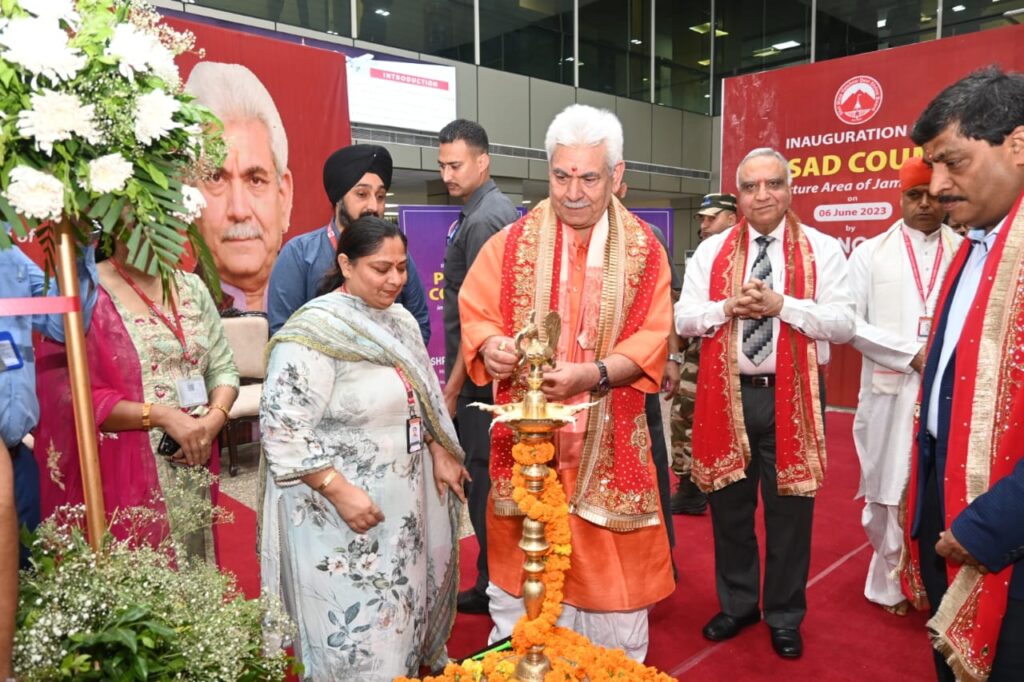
top-left (571, 165), bottom-right (577, 173)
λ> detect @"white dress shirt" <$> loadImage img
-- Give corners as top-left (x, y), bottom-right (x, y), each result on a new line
top-left (675, 219), bottom-right (856, 373)
top-left (926, 217), bottom-right (1007, 437)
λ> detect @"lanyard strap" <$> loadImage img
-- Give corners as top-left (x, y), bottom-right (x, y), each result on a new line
top-left (901, 227), bottom-right (944, 307)
top-left (446, 214), bottom-right (465, 246)
top-left (394, 365), bottom-right (417, 417)
top-left (327, 223), bottom-right (339, 251)
top-left (110, 259), bottom-right (190, 360)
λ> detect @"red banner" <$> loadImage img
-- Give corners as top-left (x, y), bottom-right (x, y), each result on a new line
top-left (721, 24), bottom-right (1024, 407)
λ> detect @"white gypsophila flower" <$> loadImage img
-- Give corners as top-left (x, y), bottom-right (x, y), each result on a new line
top-left (17, 90), bottom-right (102, 155)
top-left (134, 89), bottom-right (181, 146)
top-left (4, 166), bottom-right (65, 221)
top-left (84, 153), bottom-right (134, 194)
top-left (20, 0), bottom-right (80, 25)
top-left (172, 184), bottom-right (206, 222)
top-left (0, 17), bottom-right (86, 82)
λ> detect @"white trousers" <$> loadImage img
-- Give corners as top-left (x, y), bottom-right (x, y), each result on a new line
top-left (861, 502), bottom-right (905, 606)
top-left (485, 582), bottom-right (650, 662)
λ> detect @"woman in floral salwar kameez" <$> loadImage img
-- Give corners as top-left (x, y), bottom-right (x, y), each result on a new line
top-left (259, 217), bottom-right (467, 682)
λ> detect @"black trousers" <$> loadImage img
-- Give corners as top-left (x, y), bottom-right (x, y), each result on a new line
top-left (707, 383), bottom-right (815, 629)
top-left (457, 394), bottom-right (494, 593)
top-left (917, 454), bottom-right (1024, 682)
top-left (646, 392), bottom-right (676, 548)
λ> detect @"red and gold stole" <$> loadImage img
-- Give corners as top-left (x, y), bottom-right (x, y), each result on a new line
top-left (490, 197), bottom-right (663, 530)
top-left (901, 192), bottom-right (1024, 682)
top-left (691, 212), bottom-right (827, 496)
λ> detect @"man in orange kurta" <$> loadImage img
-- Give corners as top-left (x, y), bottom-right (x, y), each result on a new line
top-left (459, 104), bottom-right (675, 661)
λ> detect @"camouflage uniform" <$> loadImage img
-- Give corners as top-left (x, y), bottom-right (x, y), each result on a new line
top-left (670, 337), bottom-right (700, 478)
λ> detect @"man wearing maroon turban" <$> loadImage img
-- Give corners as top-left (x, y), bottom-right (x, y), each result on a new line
top-left (847, 155), bottom-right (960, 615)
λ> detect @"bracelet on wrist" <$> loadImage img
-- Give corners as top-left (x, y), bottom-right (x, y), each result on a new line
top-left (316, 469), bottom-right (339, 495)
top-left (141, 401), bottom-right (152, 430)
top-left (208, 403), bottom-right (230, 421)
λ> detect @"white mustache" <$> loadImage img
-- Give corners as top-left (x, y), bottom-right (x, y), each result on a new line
top-left (562, 199), bottom-right (591, 209)
top-left (223, 223), bottom-right (262, 240)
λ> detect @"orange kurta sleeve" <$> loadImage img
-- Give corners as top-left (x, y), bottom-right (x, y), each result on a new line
top-left (609, 241), bottom-right (672, 394)
top-left (458, 228), bottom-right (509, 387)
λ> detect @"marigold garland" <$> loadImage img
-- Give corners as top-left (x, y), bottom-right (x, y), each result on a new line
top-left (396, 441), bottom-right (676, 682)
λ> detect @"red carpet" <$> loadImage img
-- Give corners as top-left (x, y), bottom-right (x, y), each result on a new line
top-left (216, 412), bottom-right (937, 680)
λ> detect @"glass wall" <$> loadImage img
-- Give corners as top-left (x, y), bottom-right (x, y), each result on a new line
top-left (186, 0), bottom-right (1022, 117)
top-left (941, 0), bottom-right (1024, 37)
top-left (578, 0), bottom-right (651, 101)
top-left (479, 0), bottom-right (574, 85)
top-left (356, 0), bottom-right (473, 61)
top-left (713, 0), bottom-right (811, 114)
top-left (654, 1), bottom-right (711, 114)
top-left (815, 1), bottom-right (938, 61)
top-left (197, 0), bottom-right (353, 36)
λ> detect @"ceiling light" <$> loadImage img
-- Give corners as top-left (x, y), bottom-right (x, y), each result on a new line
top-left (952, 4), bottom-right (966, 11)
top-left (386, 192), bottom-right (394, 196)
top-left (689, 22), bottom-right (729, 37)
top-left (877, 19), bottom-right (887, 28)
top-left (384, 211), bottom-right (398, 216)
top-left (522, 200), bottom-right (532, 204)
top-left (384, 203), bottom-right (398, 208)
top-left (564, 56), bottom-right (574, 62)
top-left (921, 14), bottom-right (933, 21)
top-left (375, 8), bottom-right (390, 16)
top-left (772, 40), bottom-right (800, 50)
top-left (753, 47), bottom-right (780, 58)
top-left (704, 94), bottom-right (711, 98)
top-left (697, 58), bottom-right (710, 66)
top-left (630, 38), bottom-right (642, 45)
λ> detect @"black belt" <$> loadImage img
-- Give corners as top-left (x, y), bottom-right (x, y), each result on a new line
top-left (739, 374), bottom-right (775, 388)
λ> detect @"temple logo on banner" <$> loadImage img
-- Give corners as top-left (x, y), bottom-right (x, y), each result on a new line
top-left (833, 76), bottom-right (883, 126)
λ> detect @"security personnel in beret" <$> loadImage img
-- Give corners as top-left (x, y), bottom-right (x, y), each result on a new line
top-left (267, 144), bottom-right (431, 340)
top-left (670, 192), bottom-right (738, 515)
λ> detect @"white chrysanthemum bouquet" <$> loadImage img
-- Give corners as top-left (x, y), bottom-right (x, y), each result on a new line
top-left (0, 0), bottom-right (224, 281)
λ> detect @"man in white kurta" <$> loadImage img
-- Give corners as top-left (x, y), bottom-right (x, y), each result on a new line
top-left (848, 157), bottom-right (962, 612)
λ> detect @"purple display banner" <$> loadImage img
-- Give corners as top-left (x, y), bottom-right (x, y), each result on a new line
top-left (633, 208), bottom-right (674, 257)
top-left (400, 204), bottom-right (674, 386)
top-left (399, 206), bottom-right (456, 386)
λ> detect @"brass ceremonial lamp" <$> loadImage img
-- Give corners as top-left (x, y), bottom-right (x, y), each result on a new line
top-left (473, 311), bottom-right (592, 682)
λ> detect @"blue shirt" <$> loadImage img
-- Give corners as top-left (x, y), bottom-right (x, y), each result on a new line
top-left (926, 221), bottom-right (1004, 437)
top-left (266, 220), bottom-right (431, 342)
top-left (0, 244), bottom-right (98, 445)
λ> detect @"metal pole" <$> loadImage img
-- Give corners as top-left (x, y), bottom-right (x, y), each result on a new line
top-left (474, 0), bottom-right (480, 65)
top-left (54, 218), bottom-right (106, 550)
top-left (810, 0), bottom-right (817, 63)
top-left (650, 0), bottom-right (655, 104)
top-left (936, 0), bottom-right (944, 40)
top-left (351, 0), bottom-right (358, 40)
top-left (709, 0), bottom-right (716, 114)
top-left (573, 0), bottom-right (579, 87)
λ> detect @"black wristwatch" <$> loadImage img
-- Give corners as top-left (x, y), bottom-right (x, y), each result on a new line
top-left (593, 359), bottom-right (611, 396)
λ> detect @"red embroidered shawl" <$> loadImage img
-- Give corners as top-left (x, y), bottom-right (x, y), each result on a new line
top-left (490, 197), bottom-right (664, 530)
top-left (691, 213), bottom-right (828, 496)
top-left (901, 192), bottom-right (1024, 682)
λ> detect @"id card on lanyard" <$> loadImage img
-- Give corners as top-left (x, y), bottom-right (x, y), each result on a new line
top-left (0, 331), bottom-right (24, 371)
top-left (394, 365), bottom-right (423, 453)
top-left (111, 260), bottom-right (208, 408)
top-left (902, 228), bottom-right (944, 341)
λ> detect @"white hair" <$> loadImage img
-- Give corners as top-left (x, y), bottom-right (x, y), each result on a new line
top-left (185, 62), bottom-right (289, 175)
top-left (544, 104), bottom-right (624, 171)
top-left (736, 147), bottom-right (791, 188)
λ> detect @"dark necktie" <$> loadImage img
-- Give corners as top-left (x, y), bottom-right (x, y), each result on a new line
top-left (742, 235), bottom-right (773, 366)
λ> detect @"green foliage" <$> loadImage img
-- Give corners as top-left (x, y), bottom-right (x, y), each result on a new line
top-left (13, 476), bottom-right (296, 681)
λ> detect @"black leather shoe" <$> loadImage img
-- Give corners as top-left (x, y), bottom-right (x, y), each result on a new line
top-left (701, 611), bottom-right (760, 641)
top-left (769, 627), bottom-right (803, 658)
top-left (671, 477), bottom-right (708, 515)
top-left (456, 588), bottom-right (490, 615)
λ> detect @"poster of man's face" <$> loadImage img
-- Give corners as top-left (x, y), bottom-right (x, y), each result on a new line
top-left (185, 62), bottom-right (294, 312)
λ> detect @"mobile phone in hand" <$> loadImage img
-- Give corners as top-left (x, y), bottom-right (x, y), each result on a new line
top-left (157, 431), bottom-right (180, 456)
